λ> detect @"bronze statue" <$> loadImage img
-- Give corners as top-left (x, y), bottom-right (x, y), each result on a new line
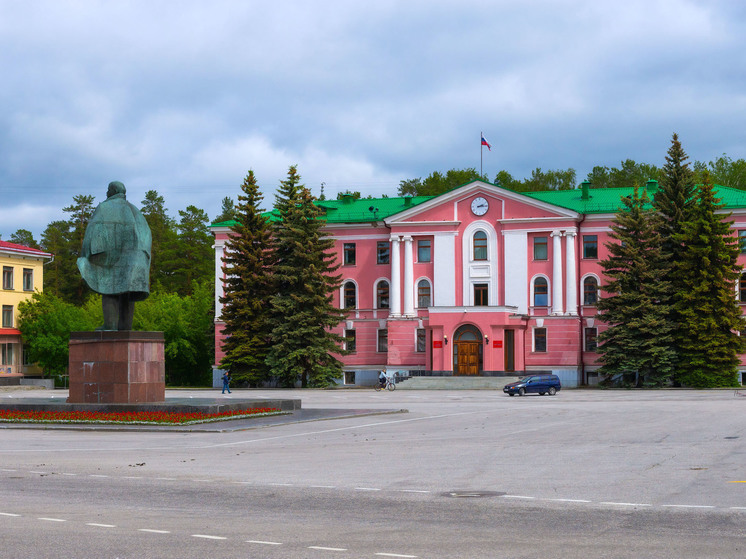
top-left (77, 181), bottom-right (152, 330)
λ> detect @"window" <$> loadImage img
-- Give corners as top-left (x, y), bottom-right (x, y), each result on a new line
top-left (1, 344), bottom-right (12, 366)
top-left (534, 236), bottom-right (548, 260)
top-left (22, 268), bottom-right (33, 291)
top-left (2, 267), bottom-right (12, 290)
top-left (740, 230), bottom-right (746, 253)
top-left (417, 279), bottom-right (431, 308)
top-left (343, 282), bottom-right (356, 309)
top-left (585, 327), bottom-right (598, 352)
top-left (377, 242), bottom-right (390, 264)
top-left (741, 273), bottom-right (746, 302)
top-left (343, 243), bottom-right (356, 265)
top-left (344, 329), bottom-right (356, 352)
top-left (583, 235), bottom-right (598, 259)
top-left (583, 277), bottom-right (598, 306)
top-left (344, 371), bottom-right (356, 385)
top-left (377, 280), bottom-right (390, 309)
top-left (533, 277), bottom-right (548, 307)
top-left (1, 306), bottom-right (12, 328)
top-left (473, 231), bottom-right (488, 261)
top-left (534, 327), bottom-right (547, 352)
top-left (377, 329), bottom-right (388, 353)
top-left (417, 239), bottom-right (431, 262)
top-left (474, 283), bottom-right (488, 306)
top-left (416, 329), bottom-right (426, 353)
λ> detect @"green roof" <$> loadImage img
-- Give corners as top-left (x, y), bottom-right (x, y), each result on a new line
top-left (210, 182), bottom-right (746, 228)
top-left (526, 183), bottom-right (746, 213)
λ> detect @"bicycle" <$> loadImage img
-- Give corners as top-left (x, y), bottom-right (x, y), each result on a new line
top-left (374, 376), bottom-right (396, 391)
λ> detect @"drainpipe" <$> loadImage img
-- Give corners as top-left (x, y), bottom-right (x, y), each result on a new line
top-left (577, 209), bottom-right (587, 385)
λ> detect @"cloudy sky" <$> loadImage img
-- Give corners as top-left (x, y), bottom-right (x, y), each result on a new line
top-left (2, 0), bottom-right (746, 240)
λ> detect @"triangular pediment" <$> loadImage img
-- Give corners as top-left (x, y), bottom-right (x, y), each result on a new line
top-left (384, 181), bottom-right (579, 224)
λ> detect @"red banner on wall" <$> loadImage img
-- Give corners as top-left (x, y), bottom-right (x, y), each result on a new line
top-left (493, 340), bottom-right (502, 348)
top-left (433, 340), bottom-right (443, 348)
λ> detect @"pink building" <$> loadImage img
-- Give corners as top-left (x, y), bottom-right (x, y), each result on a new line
top-left (211, 180), bottom-right (746, 387)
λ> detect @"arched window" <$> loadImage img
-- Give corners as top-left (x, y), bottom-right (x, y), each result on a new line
top-left (583, 277), bottom-right (598, 306)
top-left (417, 279), bottom-right (431, 308)
top-left (377, 280), bottom-right (390, 309)
top-left (343, 281), bottom-right (356, 309)
top-left (534, 277), bottom-right (548, 307)
top-left (473, 231), bottom-right (488, 261)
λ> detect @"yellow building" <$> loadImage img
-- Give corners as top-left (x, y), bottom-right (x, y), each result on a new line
top-left (0, 240), bottom-right (53, 376)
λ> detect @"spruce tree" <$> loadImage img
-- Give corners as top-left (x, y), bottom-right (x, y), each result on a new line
top-left (597, 185), bottom-right (676, 386)
top-left (652, 133), bottom-right (698, 382)
top-left (266, 166), bottom-right (345, 388)
top-left (219, 171), bottom-right (275, 385)
top-left (673, 171), bottom-right (744, 387)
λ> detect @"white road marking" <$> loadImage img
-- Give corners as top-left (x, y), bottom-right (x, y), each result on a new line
top-left (89, 474), bottom-right (109, 478)
top-left (156, 477), bottom-right (177, 481)
top-left (309, 546), bottom-right (347, 551)
top-left (0, 469), bottom-right (17, 472)
top-left (87, 523), bottom-right (115, 528)
top-left (192, 479), bottom-right (213, 482)
top-left (139, 529), bottom-right (171, 534)
top-left (29, 471), bottom-right (47, 474)
top-left (192, 534), bottom-right (227, 540)
top-left (38, 517), bottom-right (66, 522)
top-left (309, 485), bottom-right (336, 489)
top-left (661, 504), bottom-right (715, 509)
top-left (0, 512), bottom-right (21, 517)
top-left (355, 487), bottom-right (381, 491)
top-left (269, 482), bottom-right (293, 486)
top-left (246, 540), bottom-right (283, 545)
top-left (729, 506), bottom-right (746, 510)
top-left (397, 489), bottom-right (430, 493)
top-left (61, 473), bottom-right (77, 476)
top-left (503, 495), bottom-right (535, 499)
top-left (375, 554), bottom-right (418, 558)
top-left (599, 502), bottom-right (652, 507)
top-left (547, 498), bottom-right (591, 503)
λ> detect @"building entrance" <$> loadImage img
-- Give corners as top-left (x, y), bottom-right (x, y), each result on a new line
top-left (454, 325), bottom-right (483, 376)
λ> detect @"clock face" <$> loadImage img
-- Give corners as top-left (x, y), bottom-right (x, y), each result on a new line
top-left (471, 197), bottom-right (489, 216)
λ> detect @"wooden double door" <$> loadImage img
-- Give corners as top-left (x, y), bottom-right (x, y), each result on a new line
top-left (454, 325), bottom-right (482, 376)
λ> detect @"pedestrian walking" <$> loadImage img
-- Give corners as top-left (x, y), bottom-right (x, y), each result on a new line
top-left (221, 371), bottom-right (232, 394)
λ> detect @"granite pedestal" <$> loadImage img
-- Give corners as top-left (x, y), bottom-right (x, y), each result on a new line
top-left (68, 331), bottom-right (165, 404)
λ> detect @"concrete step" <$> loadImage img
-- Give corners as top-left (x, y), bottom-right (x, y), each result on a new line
top-left (394, 376), bottom-right (524, 390)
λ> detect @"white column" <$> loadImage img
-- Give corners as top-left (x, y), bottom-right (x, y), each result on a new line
top-left (551, 231), bottom-right (564, 315)
top-left (213, 242), bottom-right (225, 320)
top-left (389, 235), bottom-right (402, 317)
top-left (565, 231), bottom-right (577, 315)
top-left (402, 235), bottom-right (415, 317)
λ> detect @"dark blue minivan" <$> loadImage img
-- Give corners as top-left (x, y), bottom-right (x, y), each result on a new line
top-left (503, 374), bottom-right (561, 396)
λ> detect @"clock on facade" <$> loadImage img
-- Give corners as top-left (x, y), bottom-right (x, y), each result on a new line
top-left (470, 196), bottom-right (489, 216)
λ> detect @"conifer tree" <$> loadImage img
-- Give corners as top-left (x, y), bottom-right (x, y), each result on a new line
top-left (597, 185), bottom-right (676, 386)
top-left (266, 166), bottom-right (345, 388)
top-left (219, 171), bottom-right (275, 385)
top-left (673, 171), bottom-right (744, 387)
top-left (652, 133), bottom-right (698, 381)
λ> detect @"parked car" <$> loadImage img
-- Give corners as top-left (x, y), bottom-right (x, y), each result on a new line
top-left (503, 375), bottom-right (561, 396)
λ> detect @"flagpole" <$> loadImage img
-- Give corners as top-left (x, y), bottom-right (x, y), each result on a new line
top-left (480, 131), bottom-right (483, 177)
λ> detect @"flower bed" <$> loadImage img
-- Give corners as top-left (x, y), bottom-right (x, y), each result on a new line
top-left (0, 408), bottom-right (284, 425)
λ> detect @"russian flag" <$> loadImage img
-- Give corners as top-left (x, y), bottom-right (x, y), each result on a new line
top-left (481, 134), bottom-right (491, 151)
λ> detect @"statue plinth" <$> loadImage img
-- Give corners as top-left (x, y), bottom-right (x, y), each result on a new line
top-left (68, 331), bottom-right (165, 404)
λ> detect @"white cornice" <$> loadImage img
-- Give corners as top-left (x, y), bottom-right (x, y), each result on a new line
top-left (428, 305), bottom-right (519, 314)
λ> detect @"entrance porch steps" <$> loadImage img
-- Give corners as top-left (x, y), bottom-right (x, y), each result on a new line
top-left (395, 375), bottom-right (524, 390)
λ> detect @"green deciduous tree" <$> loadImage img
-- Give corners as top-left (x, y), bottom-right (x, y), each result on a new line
top-left (17, 291), bottom-right (98, 377)
top-left (694, 154), bottom-right (746, 190)
top-left (672, 171), bottom-right (744, 387)
top-left (398, 167), bottom-right (486, 196)
top-left (219, 171), bottom-right (276, 385)
top-left (597, 186), bottom-right (676, 386)
top-left (586, 160), bottom-right (662, 189)
top-left (134, 282), bottom-right (214, 386)
top-left (266, 166), bottom-right (345, 387)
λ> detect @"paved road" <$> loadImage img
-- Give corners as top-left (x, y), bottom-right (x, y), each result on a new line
top-left (1, 388), bottom-right (745, 558)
